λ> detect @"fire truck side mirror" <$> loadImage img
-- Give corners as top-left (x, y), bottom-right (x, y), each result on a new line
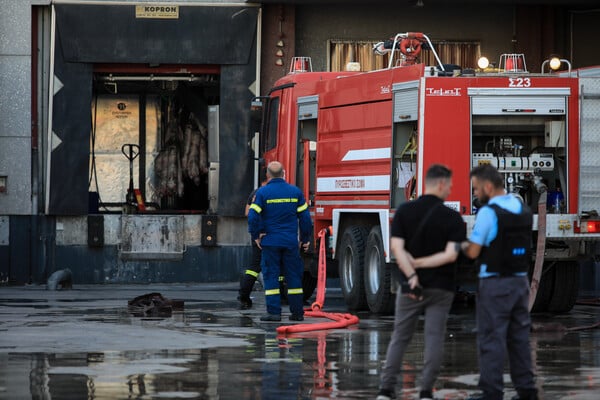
top-left (249, 98), bottom-right (266, 149)
top-left (250, 98), bottom-right (264, 123)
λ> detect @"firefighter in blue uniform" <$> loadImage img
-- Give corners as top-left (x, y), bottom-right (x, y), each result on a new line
top-left (248, 161), bottom-right (313, 322)
top-left (462, 164), bottom-right (538, 400)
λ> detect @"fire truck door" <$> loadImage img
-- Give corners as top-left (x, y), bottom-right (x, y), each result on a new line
top-left (297, 96), bottom-right (318, 206)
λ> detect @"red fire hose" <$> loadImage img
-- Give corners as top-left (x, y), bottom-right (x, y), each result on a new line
top-left (276, 228), bottom-right (360, 334)
top-left (528, 191), bottom-right (547, 312)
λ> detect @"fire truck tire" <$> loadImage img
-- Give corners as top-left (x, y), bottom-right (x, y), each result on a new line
top-left (364, 226), bottom-right (394, 314)
top-left (338, 225), bottom-right (369, 311)
top-left (547, 261), bottom-right (579, 313)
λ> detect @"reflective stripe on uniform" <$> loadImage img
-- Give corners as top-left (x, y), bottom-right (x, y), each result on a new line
top-left (249, 203), bottom-right (262, 213)
top-left (266, 198), bottom-right (299, 204)
top-left (297, 203), bottom-right (308, 213)
top-left (288, 288), bottom-right (303, 295)
top-left (245, 269), bottom-right (259, 277)
top-left (265, 288), bottom-right (280, 296)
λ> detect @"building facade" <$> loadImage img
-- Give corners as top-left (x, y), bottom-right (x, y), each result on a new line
top-left (1, 0), bottom-right (599, 284)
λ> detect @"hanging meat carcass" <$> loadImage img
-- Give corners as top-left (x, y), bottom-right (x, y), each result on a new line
top-left (153, 144), bottom-right (182, 200)
top-left (166, 145), bottom-right (182, 196)
top-left (181, 121), bottom-right (193, 176)
top-left (181, 113), bottom-right (209, 186)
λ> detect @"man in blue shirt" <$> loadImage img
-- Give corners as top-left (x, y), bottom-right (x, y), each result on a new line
top-left (248, 161), bottom-right (313, 322)
top-left (462, 165), bottom-right (538, 400)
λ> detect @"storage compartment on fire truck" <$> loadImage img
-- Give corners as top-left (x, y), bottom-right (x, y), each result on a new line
top-left (90, 71), bottom-right (219, 214)
top-left (469, 93), bottom-right (568, 215)
top-left (296, 95), bottom-right (318, 207)
top-left (391, 81), bottom-right (419, 209)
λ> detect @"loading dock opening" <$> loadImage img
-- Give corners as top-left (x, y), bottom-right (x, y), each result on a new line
top-left (91, 65), bottom-right (220, 214)
top-left (48, 3), bottom-right (259, 216)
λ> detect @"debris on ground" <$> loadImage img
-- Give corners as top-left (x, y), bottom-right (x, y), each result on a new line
top-left (46, 269), bottom-right (73, 290)
top-left (127, 292), bottom-right (184, 317)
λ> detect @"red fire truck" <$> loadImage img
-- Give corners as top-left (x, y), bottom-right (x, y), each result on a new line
top-left (251, 33), bottom-right (600, 314)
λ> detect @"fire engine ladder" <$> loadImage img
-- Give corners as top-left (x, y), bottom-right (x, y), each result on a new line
top-left (578, 77), bottom-right (600, 216)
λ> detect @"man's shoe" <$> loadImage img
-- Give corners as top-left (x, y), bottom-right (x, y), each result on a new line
top-left (289, 314), bottom-right (304, 321)
top-left (260, 314), bottom-right (281, 322)
top-left (375, 388), bottom-right (394, 400)
top-left (419, 389), bottom-right (433, 400)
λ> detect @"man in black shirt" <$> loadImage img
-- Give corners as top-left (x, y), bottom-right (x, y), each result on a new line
top-left (238, 184), bottom-right (265, 309)
top-left (377, 164), bottom-right (466, 400)
top-left (238, 181), bottom-right (287, 309)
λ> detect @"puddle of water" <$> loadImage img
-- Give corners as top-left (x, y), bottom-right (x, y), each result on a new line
top-left (2, 286), bottom-right (600, 399)
top-left (2, 323), bottom-right (600, 399)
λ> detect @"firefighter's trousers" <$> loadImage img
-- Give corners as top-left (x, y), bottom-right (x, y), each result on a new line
top-left (239, 241), bottom-right (262, 301)
top-left (239, 241), bottom-right (287, 301)
top-left (261, 245), bottom-right (303, 316)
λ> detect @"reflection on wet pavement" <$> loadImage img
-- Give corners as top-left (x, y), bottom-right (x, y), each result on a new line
top-left (0, 284), bottom-right (599, 399)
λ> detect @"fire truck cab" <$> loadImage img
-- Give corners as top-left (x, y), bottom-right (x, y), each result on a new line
top-left (251, 33), bottom-right (600, 314)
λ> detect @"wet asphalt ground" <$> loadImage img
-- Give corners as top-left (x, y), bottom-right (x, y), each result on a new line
top-left (0, 282), bottom-right (599, 400)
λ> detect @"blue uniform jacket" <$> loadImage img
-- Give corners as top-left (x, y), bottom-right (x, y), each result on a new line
top-left (248, 178), bottom-right (313, 248)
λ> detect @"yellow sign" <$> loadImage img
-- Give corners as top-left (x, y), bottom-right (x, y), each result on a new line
top-left (135, 5), bottom-right (179, 19)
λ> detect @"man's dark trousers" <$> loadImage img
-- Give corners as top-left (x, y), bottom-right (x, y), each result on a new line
top-left (476, 276), bottom-right (536, 400)
top-left (239, 241), bottom-right (262, 301)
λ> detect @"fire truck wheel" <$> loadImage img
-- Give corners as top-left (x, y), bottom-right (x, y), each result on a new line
top-left (364, 227), bottom-right (394, 314)
top-left (338, 225), bottom-right (369, 311)
top-left (547, 261), bottom-right (579, 313)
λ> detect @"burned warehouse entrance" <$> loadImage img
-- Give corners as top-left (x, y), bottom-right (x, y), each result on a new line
top-left (50, 3), bottom-right (257, 215)
top-left (91, 65), bottom-right (220, 213)
top-left (42, 3), bottom-right (260, 283)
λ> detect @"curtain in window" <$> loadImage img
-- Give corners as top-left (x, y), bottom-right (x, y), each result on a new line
top-left (424, 41), bottom-right (480, 69)
top-left (329, 40), bottom-right (480, 72)
top-left (328, 41), bottom-right (390, 71)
